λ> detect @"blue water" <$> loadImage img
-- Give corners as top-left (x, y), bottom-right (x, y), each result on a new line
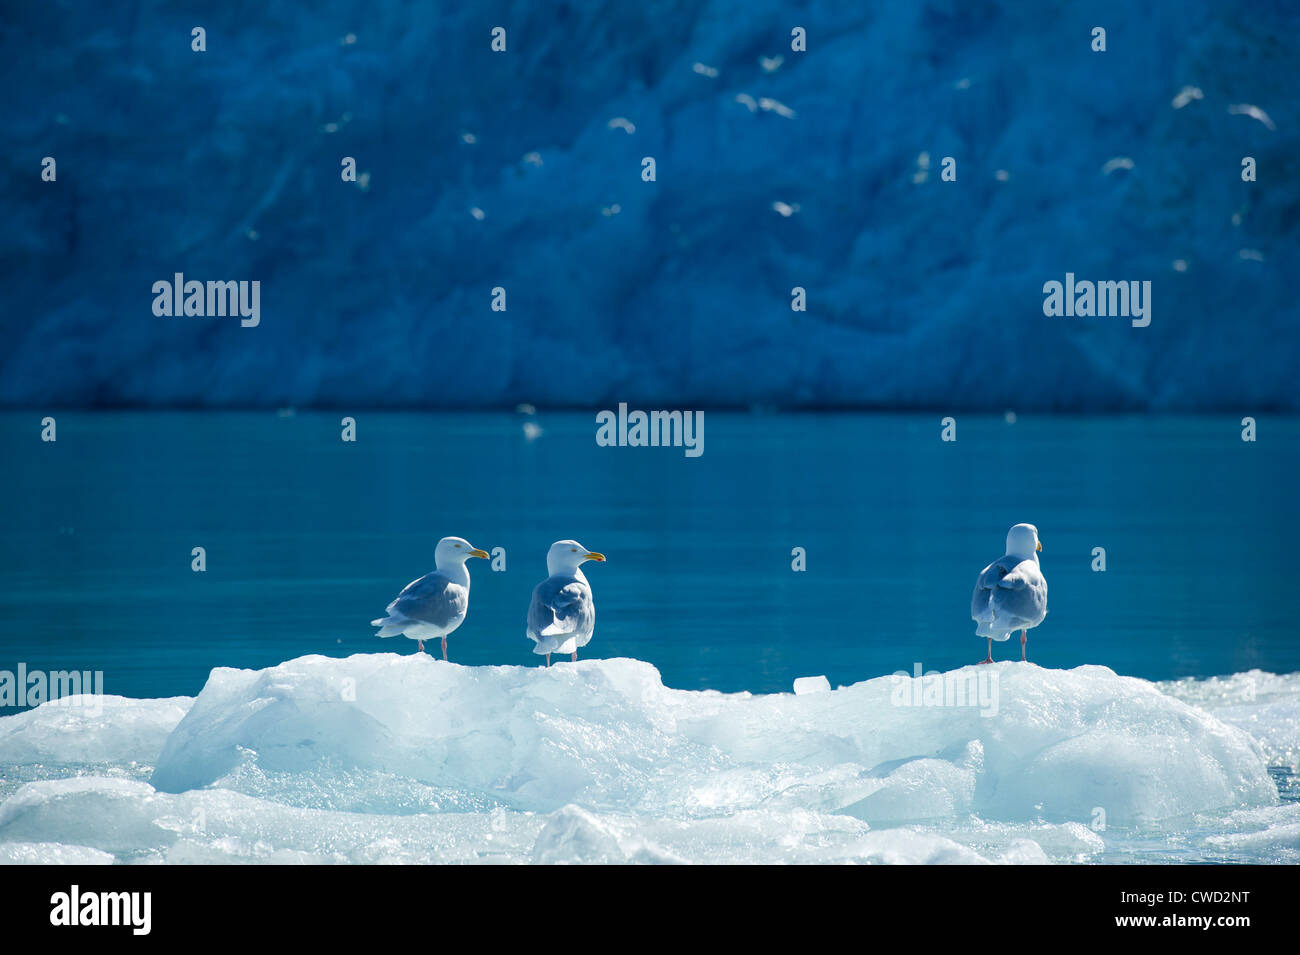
top-left (1, 411), bottom-right (1297, 701)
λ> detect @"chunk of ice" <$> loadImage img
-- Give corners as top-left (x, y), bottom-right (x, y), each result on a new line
top-left (793, 675), bottom-right (831, 695)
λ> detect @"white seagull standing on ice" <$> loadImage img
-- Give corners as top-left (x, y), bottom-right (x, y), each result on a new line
top-left (971, 523), bottom-right (1047, 664)
top-left (527, 540), bottom-right (605, 666)
top-left (372, 536), bottom-right (489, 659)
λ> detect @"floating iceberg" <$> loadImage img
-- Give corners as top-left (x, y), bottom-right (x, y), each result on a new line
top-left (0, 695), bottom-right (191, 768)
top-left (0, 655), bottom-right (1295, 864)
top-left (1158, 670), bottom-right (1300, 773)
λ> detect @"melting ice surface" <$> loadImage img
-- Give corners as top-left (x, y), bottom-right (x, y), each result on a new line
top-left (1, 655), bottom-right (1297, 864)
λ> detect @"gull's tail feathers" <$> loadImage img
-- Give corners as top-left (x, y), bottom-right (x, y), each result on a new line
top-left (372, 615), bottom-right (411, 638)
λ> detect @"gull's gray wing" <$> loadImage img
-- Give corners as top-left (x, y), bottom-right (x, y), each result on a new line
top-left (527, 576), bottom-right (594, 641)
top-left (973, 556), bottom-right (1047, 637)
top-left (988, 559), bottom-right (1047, 631)
top-left (971, 559), bottom-right (1007, 623)
top-left (388, 571), bottom-right (468, 629)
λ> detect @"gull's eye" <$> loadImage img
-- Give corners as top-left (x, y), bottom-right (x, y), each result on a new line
top-left (571, 548), bottom-right (577, 552)
top-left (455, 544), bottom-right (461, 548)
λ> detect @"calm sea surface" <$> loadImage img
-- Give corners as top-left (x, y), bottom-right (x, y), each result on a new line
top-left (1, 411), bottom-right (1297, 700)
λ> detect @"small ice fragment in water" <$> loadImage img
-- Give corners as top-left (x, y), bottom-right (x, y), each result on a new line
top-left (1171, 86), bottom-right (1202, 109)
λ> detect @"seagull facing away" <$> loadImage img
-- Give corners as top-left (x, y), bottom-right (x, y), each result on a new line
top-left (372, 537), bottom-right (489, 659)
top-left (527, 540), bottom-right (605, 666)
top-left (971, 523), bottom-right (1047, 664)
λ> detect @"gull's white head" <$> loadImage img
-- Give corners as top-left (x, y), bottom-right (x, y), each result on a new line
top-left (435, 536), bottom-right (489, 568)
top-left (1005, 523), bottom-right (1042, 560)
top-left (546, 539), bottom-right (606, 575)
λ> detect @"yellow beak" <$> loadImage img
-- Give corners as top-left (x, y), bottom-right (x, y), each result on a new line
top-left (584, 552), bottom-right (606, 562)
top-left (1036, 541), bottom-right (1043, 552)
top-left (469, 548), bottom-right (490, 559)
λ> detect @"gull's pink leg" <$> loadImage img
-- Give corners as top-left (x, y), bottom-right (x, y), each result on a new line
top-left (571, 652), bottom-right (577, 662)
top-left (978, 638), bottom-right (993, 664)
top-left (442, 636), bottom-right (448, 661)
top-left (1020, 629), bottom-right (1028, 662)
top-left (545, 653), bottom-right (551, 667)
top-left (417, 640), bottom-right (424, 653)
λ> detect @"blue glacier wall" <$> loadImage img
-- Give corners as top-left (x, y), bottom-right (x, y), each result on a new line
top-left (3, 0), bottom-right (1297, 409)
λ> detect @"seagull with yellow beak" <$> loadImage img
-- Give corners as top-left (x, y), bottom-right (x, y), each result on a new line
top-left (372, 536), bottom-right (490, 659)
top-left (971, 523), bottom-right (1048, 663)
top-left (527, 540), bottom-right (606, 665)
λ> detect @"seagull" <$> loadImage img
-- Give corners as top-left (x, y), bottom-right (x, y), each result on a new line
top-left (1227, 103), bottom-right (1276, 131)
top-left (971, 524), bottom-right (1047, 664)
top-left (372, 537), bottom-right (489, 659)
top-left (758, 97), bottom-right (796, 118)
top-left (526, 540), bottom-right (605, 666)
